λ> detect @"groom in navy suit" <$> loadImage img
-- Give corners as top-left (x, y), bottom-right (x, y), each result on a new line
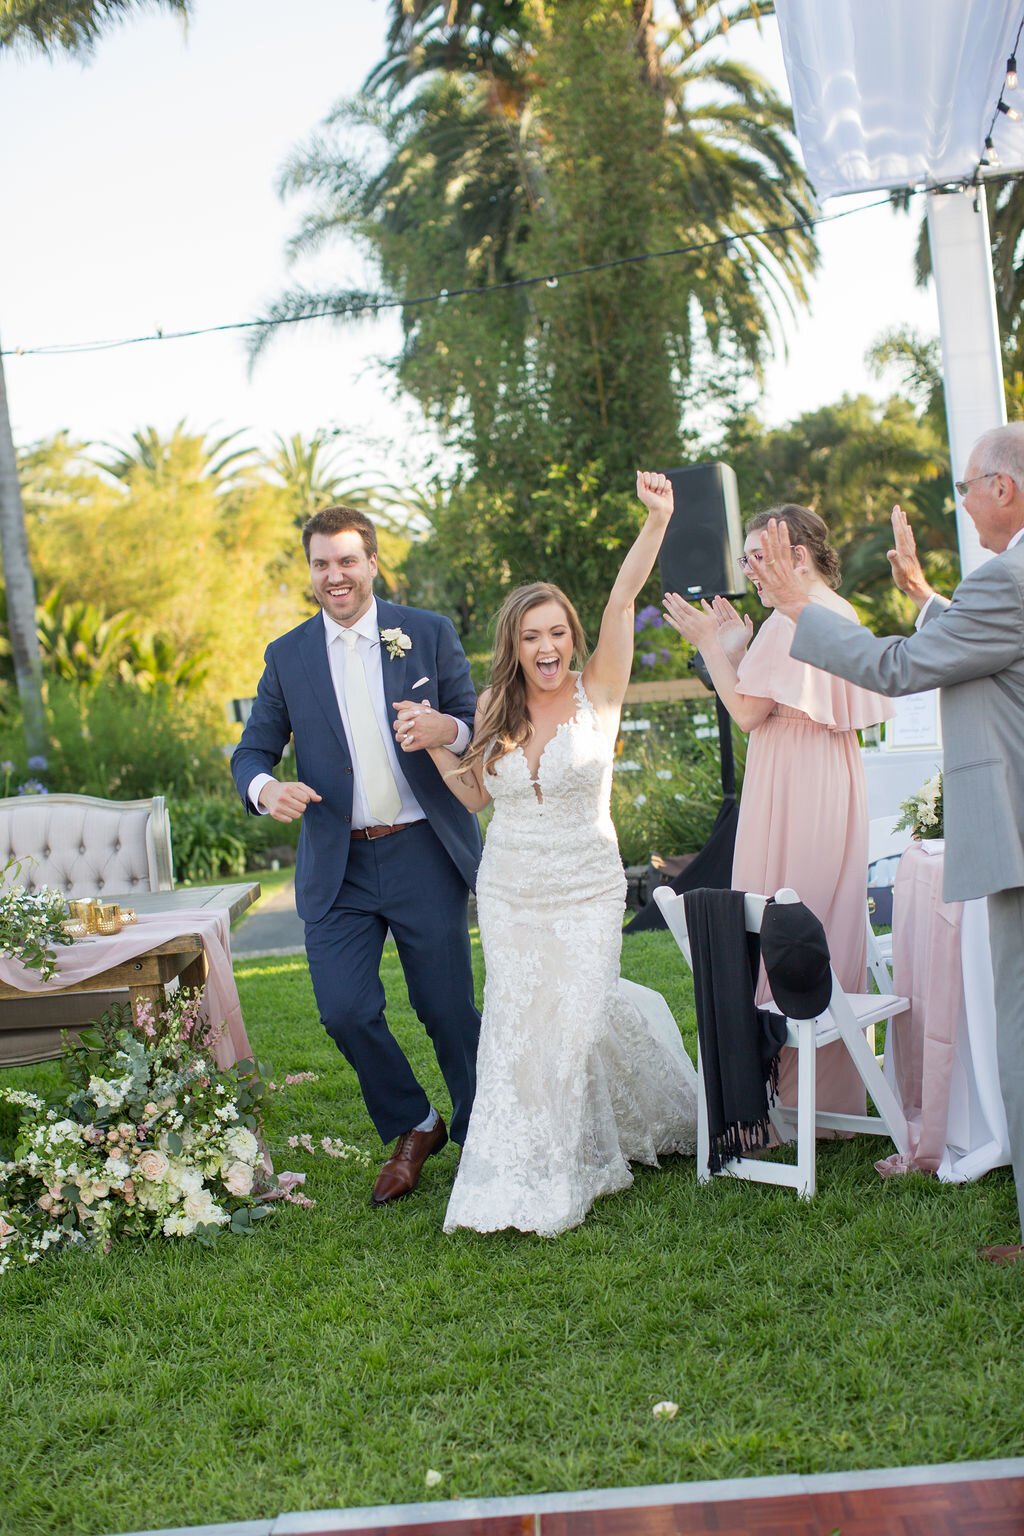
top-left (232, 506), bottom-right (482, 1204)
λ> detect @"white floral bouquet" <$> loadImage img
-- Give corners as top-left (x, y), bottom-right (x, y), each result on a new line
top-left (0, 989), bottom-right (276, 1271)
top-left (894, 770), bottom-right (943, 841)
top-left (0, 858), bottom-right (71, 981)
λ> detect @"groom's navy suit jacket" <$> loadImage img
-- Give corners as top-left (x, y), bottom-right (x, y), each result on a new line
top-left (231, 598), bottom-right (482, 924)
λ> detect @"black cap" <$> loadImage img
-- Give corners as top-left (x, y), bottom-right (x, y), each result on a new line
top-left (760, 900), bottom-right (833, 1020)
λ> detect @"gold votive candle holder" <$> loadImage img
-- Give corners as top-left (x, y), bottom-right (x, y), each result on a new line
top-left (95, 903), bottom-right (122, 935)
top-left (67, 899), bottom-right (100, 934)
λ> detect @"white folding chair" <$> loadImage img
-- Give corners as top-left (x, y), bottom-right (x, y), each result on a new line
top-left (654, 884), bottom-right (910, 1199)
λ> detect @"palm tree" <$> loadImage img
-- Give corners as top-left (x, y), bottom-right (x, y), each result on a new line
top-left (97, 420), bottom-right (255, 492)
top-left (0, 0), bottom-right (193, 758)
top-left (901, 176), bottom-right (1024, 391)
top-left (0, 1), bottom-right (189, 53)
top-left (0, 347), bottom-right (45, 751)
top-left (251, 0), bottom-right (815, 484)
top-left (263, 429), bottom-right (376, 526)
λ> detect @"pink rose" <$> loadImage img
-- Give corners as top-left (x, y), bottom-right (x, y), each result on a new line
top-left (136, 1149), bottom-right (170, 1183)
top-left (0, 1215), bottom-right (15, 1243)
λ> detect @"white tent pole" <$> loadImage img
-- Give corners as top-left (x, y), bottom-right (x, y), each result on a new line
top-left (926, 185), bottom-right (1007, 576)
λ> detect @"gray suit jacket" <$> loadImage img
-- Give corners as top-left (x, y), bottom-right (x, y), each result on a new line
top-left (790, 542), bottom-right (1024, 903)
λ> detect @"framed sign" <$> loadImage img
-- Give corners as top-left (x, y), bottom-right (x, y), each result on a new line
top-left (887, 690), bottom-right (941, 749)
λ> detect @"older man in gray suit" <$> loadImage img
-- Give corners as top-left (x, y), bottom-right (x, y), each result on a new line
top-left (759, 422), bottom-right (1024, 1265)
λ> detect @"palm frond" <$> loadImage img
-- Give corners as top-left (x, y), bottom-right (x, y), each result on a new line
top-left (0, 0), bottom-right (191, 57)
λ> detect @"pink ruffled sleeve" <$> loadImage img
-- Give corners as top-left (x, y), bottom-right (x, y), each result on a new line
top-left (734, 610), bottom-right (894, 731)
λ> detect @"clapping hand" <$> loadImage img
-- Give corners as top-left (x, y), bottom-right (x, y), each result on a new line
top-left (706, 595), bottom-right (753, 663)
top-left (636, 470), bottom-right (674, 520)
top-left (887, 504), bottom-right (933, 608)
top-left (662, 591), bottom-right (722, 650)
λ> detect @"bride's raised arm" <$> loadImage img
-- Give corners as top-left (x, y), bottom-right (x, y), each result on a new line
top-left (584, 470), bottom-right (674, 711)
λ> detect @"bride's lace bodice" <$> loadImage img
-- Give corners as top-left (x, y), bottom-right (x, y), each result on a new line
top-left (444, 676), bottom-right (697, 1238)
top-left (479, 677), bottom-right (624, 905)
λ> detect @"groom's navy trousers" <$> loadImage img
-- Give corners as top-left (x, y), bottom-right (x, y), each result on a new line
top-left (305, 820), bottom-right (479, 1144)
top-left (232, 599), bottom-right (482, 1146)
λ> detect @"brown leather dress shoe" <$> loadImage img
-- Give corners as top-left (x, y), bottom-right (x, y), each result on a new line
top-left (371, 1117), bottom-right (449, 1206)
top-left (979, 1244), bottom-right (1024, 1265)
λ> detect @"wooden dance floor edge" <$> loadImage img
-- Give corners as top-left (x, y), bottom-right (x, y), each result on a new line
top-left (114, 1456), bottom-right (1024, 1536)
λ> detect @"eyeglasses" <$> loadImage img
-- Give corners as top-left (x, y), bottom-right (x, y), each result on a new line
top-left (954, 471), bottom-right (999, 497)
top-left (738, 550), bottom-right (765, 573)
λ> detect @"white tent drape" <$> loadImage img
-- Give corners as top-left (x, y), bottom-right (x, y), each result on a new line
top-left (775, 0), bottom-right (1024, 197)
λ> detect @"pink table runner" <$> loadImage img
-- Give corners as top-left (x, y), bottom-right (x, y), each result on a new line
top-left (0, 909), bottom-right (252, 1071)
top-left (879, 842), bottom-right (1008, 1182)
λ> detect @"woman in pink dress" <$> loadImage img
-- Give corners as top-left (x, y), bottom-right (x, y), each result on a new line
top-left (663, 503), bottom-right (893, 1119)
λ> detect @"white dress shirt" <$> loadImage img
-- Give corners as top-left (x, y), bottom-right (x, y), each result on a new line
top-left (248, 599), bottom-right (471, 825)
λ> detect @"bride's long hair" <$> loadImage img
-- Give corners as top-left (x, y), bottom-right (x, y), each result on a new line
top-left (460, 582), bottom-right (589, 779)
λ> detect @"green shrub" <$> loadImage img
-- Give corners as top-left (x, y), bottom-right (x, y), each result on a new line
top-left (168, 794), bottom-right (297, 883)
top-left (612, 706), bottom-right (746, 864)
top-left (0, 680), bottom-right (229, 800)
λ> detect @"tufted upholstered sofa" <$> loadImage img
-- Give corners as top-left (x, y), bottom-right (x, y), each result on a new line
top-left (0, 793), bottom-right (174, 899)
top-left (0, 794), bottom-right (175, 1066)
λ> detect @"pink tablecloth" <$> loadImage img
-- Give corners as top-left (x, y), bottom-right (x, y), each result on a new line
top-left (0, 910), bottom-right (252, 1071)
top-left (882, 842), bottom-right (1009, 1182)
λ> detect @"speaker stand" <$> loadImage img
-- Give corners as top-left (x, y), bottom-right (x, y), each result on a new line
top-left (623, 685), bottom-right (738, 935)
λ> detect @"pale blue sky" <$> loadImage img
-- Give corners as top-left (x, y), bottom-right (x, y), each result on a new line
top-left (2, 1), bottom-right (940, 473)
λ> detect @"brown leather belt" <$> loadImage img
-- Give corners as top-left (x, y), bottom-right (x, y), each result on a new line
top-left (349, 823), bottom-right (412, 842)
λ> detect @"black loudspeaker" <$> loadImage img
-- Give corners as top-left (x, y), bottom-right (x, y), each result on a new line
top-left (657, 462), bottom-right (744, 601)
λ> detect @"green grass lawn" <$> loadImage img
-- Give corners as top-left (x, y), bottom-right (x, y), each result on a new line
top-left (0, 930), bottom-right (1021, 1536)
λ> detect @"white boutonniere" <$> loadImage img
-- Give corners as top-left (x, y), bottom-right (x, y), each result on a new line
top-left (380, 626), bottom-right (413, 661)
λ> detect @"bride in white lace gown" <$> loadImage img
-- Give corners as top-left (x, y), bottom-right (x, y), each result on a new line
top-left (425, 472), bottom-right (698, 1236)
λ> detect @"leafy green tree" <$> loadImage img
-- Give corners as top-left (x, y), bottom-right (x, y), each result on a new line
top-left (719, 391), bottom-right (957, 633)
top-left (253, 0), bottom-right (816, 629)
top-left (0, 0), bottom-right (193, 757)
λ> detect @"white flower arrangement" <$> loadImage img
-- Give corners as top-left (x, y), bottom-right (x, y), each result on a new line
top-left (0, 859), bottom-right (71, 982)
top-left (380, 626), bottom-right (413, 661)
top-left (0, 989), bottom-right (277, 1272)
top-left (894, 770), bottom-right (943, 841)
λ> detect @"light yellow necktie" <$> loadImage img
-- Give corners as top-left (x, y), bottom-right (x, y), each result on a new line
top-left (339, 628), bottom-right (402, 825)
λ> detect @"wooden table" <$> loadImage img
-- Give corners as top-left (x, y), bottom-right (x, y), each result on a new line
top-left (0, 882), bottom-right (260, 1068)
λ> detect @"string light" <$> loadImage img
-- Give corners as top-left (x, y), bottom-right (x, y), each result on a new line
top-left (0, 194), bottom-right (901, 362)
top-left (981, 15), bottom-right (1024, 173)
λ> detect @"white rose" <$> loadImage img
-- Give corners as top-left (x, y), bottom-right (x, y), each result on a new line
top-left (166, 1163), bottom-right (203, 1197)
top-left (224, 1127), bottom-right (259, 1163)
top-left (223, 1161), bottom-right (254, 1197)
top-left (183, 1190), bottom-right (228, 1227)
top-left (49, 1119), bottom-right (82, 1142)
top-left (136, 1149), bottom-right (170, 1183)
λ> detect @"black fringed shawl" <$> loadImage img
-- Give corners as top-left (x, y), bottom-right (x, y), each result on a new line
top-left (683, 887), bottom-right (788, 1172)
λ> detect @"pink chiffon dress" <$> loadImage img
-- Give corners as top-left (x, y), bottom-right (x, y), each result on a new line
top-left (731, 602), bottom-right (894, 1117)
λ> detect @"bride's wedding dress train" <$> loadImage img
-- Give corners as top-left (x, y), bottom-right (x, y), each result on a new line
top-left (444, 679), bottom-right (698, 1237)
